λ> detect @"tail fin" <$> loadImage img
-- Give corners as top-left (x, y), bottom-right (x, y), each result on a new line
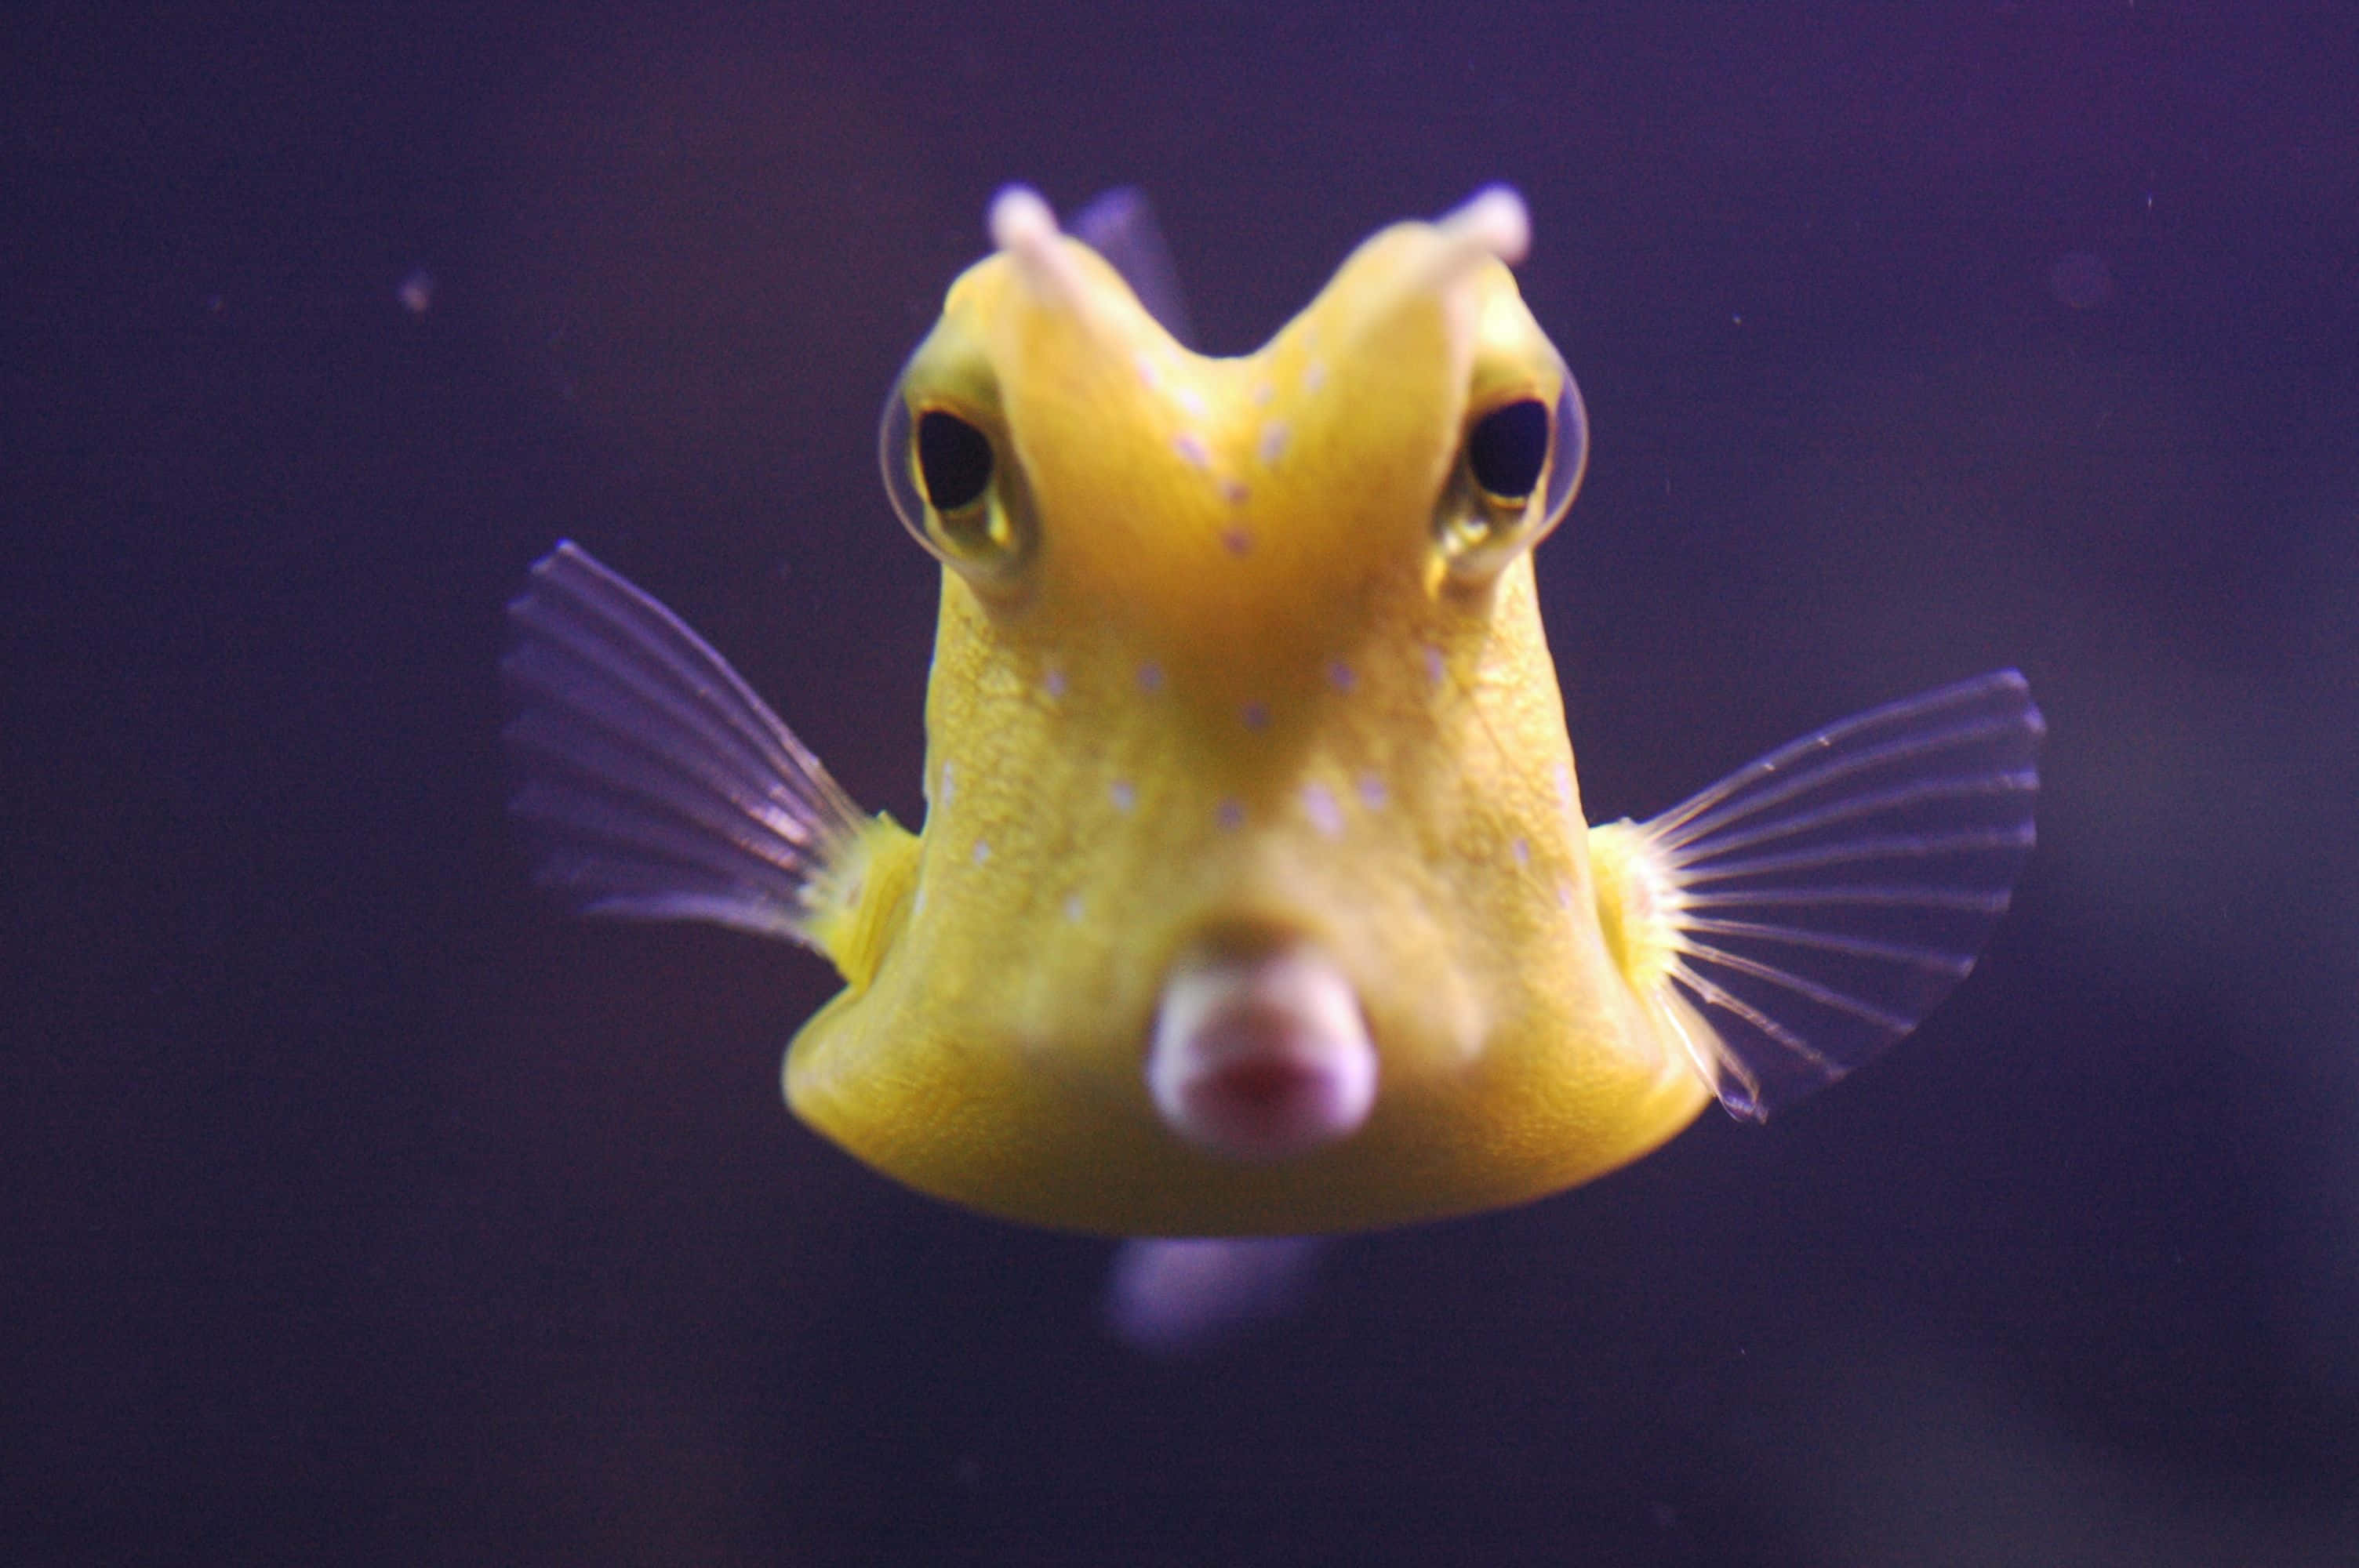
top-left (500, 542), bottom-right (868, 949)
top-left (1594, 671), bottom-right (2043, 1120)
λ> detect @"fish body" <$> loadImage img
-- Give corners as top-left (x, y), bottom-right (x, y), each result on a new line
top-left (505, 187), bottom-right (2040, 1236)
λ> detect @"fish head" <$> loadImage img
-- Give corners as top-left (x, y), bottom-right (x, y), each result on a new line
top-left (787, 188), bottom-right (1706, 1235)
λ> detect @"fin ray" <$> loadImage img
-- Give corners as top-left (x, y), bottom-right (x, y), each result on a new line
top-left (1675, 917), bottom-right (1977, 974)
top-left (1679, 885), bottom-right (2015, 914)
top-left (501, 542), bottom-right (866, 947)
top-left (1645, 672), bottom-right (2032, 841)
top-left (1627, 670), bottom-right (2043, 1119)
top-left (1660, 768), bottom-right (2038, 864)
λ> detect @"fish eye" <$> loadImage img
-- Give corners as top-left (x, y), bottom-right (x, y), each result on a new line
top-left (1466, 398), bottom-right (1549, 501)
top-left (1434, 375), bottom-right (1587, 585)
top-left (879, 388), bottom-right (1034, 583)
top-left (917, 411), bottom-right (994, 512)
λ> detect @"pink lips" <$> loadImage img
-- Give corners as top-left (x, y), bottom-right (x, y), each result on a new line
top-left (1147, 945), bottom-right (1378, 1160)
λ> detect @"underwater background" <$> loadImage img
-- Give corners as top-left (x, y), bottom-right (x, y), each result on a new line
top-left (8, 3), bottom-right (2358, 1563)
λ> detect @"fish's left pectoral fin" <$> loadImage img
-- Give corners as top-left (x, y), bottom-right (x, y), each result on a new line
top-left (500, 541), bottom-right (870, 950)
top-left (1606, 670), bottom-right (2044, 1120)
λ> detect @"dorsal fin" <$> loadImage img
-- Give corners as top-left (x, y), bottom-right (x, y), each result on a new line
top-left (1070, 187), bottom-right (1198, 350)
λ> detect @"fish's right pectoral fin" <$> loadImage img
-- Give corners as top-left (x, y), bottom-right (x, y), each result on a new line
top-left (500, 540), bottom-right (873, 953)
top-left (1597, 670), bottom-right (2044, 1120)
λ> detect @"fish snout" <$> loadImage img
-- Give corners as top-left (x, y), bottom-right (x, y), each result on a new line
top-left (1147, 941), bottom-right (1378, 1161)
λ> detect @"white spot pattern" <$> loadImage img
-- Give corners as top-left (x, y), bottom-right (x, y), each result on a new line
top-left (1301, 782), bottom-right (1343, 838)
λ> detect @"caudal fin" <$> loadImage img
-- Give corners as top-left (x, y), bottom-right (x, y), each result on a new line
top-left (1599, 671), bottom-right (2043, 1120)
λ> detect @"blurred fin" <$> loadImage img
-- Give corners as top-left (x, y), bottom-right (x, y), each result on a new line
top-left (501, 541), bottom-right (867, 948)
top-left (1070, 187), bottom-right (1198, 350)
top-left (1599, 671), bottom-right (2043, 1118)
top-left (1103, 1237), bottom-right (1322, 1356)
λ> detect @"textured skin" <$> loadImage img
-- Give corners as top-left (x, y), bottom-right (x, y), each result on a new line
top-left (784, 213), bottom-right (1710, 1236)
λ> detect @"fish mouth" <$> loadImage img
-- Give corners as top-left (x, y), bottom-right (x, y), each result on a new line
top-left (1146, 936), bottom-right (1378, 1161)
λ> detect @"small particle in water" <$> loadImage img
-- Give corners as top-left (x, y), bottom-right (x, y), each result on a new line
top-left (1257, 421), bottom-right (1289, 464)
top-left (937, 762), bottom-right (955, 807)
top-left (1109, 779), bottom-right (1136, 812)
top-left (1174, 431), bottom-right (1211, 469)
top-left (1215, 798), bottom-right (1245, 830)
top-left (1355, 771), bottom-right (1388, 810)
top-left (398, 269), bottom-right (434, 315)
top-left (1137, 662), bottom-right (1165, 694)
top-left (1042, 664), bottom-right (1067, 699)
top-left (1221, 525), bottom-right (1254, 555)
top-left (972, 839), bottom-right (992, 866)
top-left (1241, 702), bottom-right (1270, 730)
top-left (1063, 893), bottom-right (1085, 923)
top-left (2048, 251), bottom-right (2115, 310)
top-left (1326, 660), bottom-right (1356, 693)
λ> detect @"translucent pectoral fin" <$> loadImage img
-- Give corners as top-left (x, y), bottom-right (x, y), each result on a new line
top-left (500, 541), bottom-right (869, 949)
top-left (1601, 670), bottom-right (2043, 1120)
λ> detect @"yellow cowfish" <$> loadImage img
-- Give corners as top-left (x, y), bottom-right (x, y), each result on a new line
top-left (504, 186), bottom-right (2041, 1238)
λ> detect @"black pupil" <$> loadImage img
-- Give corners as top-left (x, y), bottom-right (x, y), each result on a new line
top-left (917, 411), bottom-right (994, 512)
top-left (1466, 399), bottom-right (1550, 500)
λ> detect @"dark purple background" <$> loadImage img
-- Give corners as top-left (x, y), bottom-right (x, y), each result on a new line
top-left (9, 3), bottom-right (2358, 1562)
